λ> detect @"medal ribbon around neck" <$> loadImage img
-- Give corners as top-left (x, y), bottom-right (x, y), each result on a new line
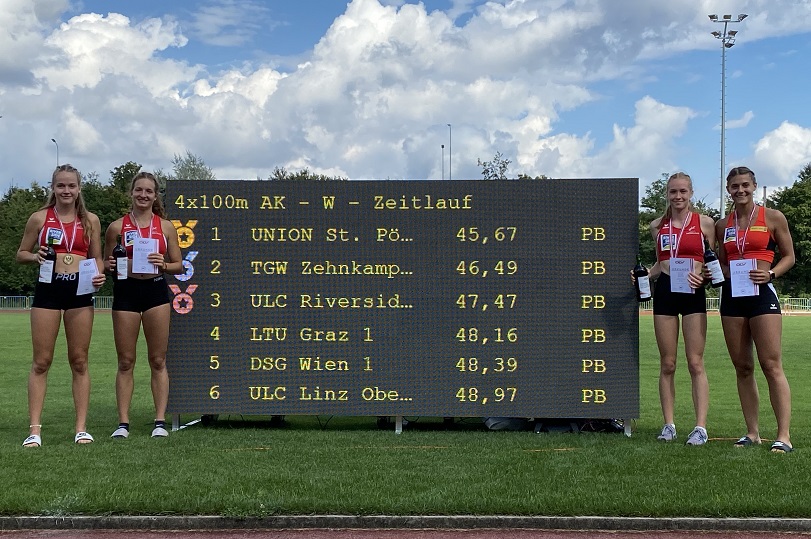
top-left (669, 211), bottom-right (691, 259)
top-left (131, 212), bottom-right (153, 239)
top-left (734, 205), bottom-right (758, 260)
top-left (53, 207), bottom-right (78, 264)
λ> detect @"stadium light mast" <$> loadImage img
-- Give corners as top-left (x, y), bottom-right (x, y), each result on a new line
top-left (51, 138), bottom-right (59, 168)
top-left (709, 13), bottom-right (747, 217)
top-left (447, 123), bottom-right (452, 181)
top-left (441, 144), bottom-right (445, 180)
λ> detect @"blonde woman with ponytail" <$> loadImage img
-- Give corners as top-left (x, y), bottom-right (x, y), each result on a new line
top-left (646, 172), bottom-right (716, 445)
top-left (15, 164), bottom-right (106, 447)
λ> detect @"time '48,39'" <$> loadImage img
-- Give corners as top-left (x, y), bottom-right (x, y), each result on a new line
top-left (456, 356), bottom-right (518, 374)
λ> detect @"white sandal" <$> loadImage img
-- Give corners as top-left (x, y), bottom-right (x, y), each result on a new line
top-left (74, 431), bottom-right (94, 444)
top-left (23, 434), bottom-right (42, 447)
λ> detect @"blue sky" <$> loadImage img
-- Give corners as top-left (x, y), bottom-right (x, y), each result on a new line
top-left (2, 0), bottom-right (811, 210)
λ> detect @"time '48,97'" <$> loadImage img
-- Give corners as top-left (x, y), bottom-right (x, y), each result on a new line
top-left (455, 387), bottom-right (517, 403)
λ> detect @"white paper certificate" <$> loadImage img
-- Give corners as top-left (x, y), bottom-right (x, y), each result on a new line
top-left (132, 238), bottom-right (159, 274)
top-left (77, 259), bottom-right (98, 295)
top-left (730, 259), bottom-right (758, 297)
top-left (669, 257), bottom-right (694, 294)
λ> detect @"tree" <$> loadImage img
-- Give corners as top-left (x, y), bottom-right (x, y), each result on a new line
top-left (770, 163), bottom-right (811, 296)
top-left (637, 175), bottom-right (669, 264)
top-left (0, 184), bottom-right (49, 294)
top-left (170, 151), bottom-right (215, 182)
top-left (83, 171), bottom-right (132, 228)
top-left (110, 161), bottom-right (143, 193)
top-left (477, 152), bottom-right (511, 180)
top-left (267, 166), bottom-right (347, 181)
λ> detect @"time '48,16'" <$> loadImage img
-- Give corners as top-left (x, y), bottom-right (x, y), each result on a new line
top-left (456, 327), bottom-right (518, 344)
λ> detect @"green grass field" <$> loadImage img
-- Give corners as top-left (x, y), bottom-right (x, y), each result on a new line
top-left (0, 311), bottom-right (809, 517)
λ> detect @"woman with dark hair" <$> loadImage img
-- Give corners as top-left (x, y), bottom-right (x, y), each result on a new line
top-left (104, 171), bottom-right (182, 439)
top-left (16, 164), bottom-right (106, 447)
top-left (716, 166), bottom-right (795, 452)
top-left (645, 172), bottom-right (715, 445)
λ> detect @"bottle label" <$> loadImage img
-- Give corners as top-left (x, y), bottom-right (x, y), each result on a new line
top-left (638, 275), bottom-right (652, 299)
top-left (38, 260), bottom-right (55, 283)
top-left (706, 259), bottom-right (725, 285)
top-left (116, 257), bottom-right (128, 280)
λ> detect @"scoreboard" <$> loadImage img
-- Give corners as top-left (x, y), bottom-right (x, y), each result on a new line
top-left (165, 179), bottom-right (639, 419)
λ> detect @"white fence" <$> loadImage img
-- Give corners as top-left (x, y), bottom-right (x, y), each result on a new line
top-left (0, 296), bottom-right (114, 310)
top-left (638, 296), bottom-right (811, 313)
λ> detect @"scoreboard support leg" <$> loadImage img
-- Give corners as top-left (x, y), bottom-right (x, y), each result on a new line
top-left (395, 416), bottom-right (403, 434)
top-left (624, 419), bottom-right (634, 437)
top-left (170, 413), bottom-right (205, 432)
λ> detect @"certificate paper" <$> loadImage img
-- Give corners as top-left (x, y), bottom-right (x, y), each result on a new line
top-left (669, 257), bottom-right (694, 294)
top-left (730, 259), bottom-right (758, 297)
top-left (132, 238), bottom-right (159, 274)
top-left (77, 259), bottom-right (99, 295)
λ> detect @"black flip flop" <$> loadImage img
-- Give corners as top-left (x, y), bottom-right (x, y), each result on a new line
top-left (734, 435), bottom-right (758, 447)
top-left (770, 440), bottom-right (794, 453)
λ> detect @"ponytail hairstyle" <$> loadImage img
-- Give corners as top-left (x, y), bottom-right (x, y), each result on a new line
top-left (130, 171), bottom-right (167, 219)
top-left (654, 172), bottom-right (694, 232)
top-left (41, 164), bottom-right (93, 243)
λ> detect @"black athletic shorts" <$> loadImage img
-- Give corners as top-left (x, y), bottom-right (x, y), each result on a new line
top-left (719, 280), bottom-right (781, 318)
top-left (32, 273), bottom-right (94, 310)
top-left (652, 273), bottom-right (707, 317)
top-left (112, 275), bottom-right (170, 313)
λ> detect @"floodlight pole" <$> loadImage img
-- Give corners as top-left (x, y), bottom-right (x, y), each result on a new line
top-left (709, 13), bottom-right (747, 217)
top-left (51, 138), bottom-right (59, 168)
top-left (441, 144), bottom-right (445, 180)
top-left (447, 123), bottom-right (452, 181)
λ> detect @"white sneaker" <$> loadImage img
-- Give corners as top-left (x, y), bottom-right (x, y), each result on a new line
top-left (685, 427), bottom-right (708, 446)
top-left (657, 424), bottom-right (677, 442)
top-left (151, 426), bottom-right (169, 438)
top-left (111, 427), bottom-right (129, 439)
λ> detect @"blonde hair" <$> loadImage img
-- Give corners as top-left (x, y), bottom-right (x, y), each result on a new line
top-left (41, 164), bottom-right (93, 243)
top-left (655, 172), bottom-right (694, 231)
top-left (130, 171), bottom-right (167, 219)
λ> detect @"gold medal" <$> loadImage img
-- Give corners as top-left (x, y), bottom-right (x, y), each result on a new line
top-left (63, 254), bottom-right (74, 265)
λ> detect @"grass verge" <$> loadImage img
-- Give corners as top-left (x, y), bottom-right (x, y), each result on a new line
top-left (0, 312), bottom-right (809, 517)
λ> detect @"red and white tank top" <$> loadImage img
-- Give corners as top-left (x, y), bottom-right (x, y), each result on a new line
top-left (38, 207), bottom-right (90, 257)
top-left (120, 213), bottom-right (168, 257)
top-left (722, 205), bottom-right (776, 263)
top-left (656, 212), bottom-right (704, 263)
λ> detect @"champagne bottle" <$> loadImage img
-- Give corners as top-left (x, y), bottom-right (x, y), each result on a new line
top-left (703, 239), bottom-right (724, 288)
top-left (38, 237), bottom-right (57, 284)
top-left (633, 255), bottom-right (652, 302)
top-left (112, 234), bottom-right (128, 280)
